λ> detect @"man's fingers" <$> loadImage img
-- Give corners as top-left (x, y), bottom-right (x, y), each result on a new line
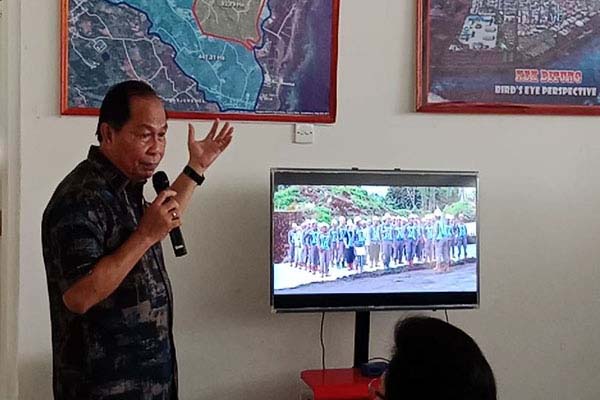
top-left (205, 119), bottom-right (219, 141)
top-left (170, 213), bottom-right (182, 224)
top-left (155, 189), bottom-right (177, 205)
top-left (188, 123), bottom-right (195, 145)
top-left (214, 126), bottom-right (233, 150)
top-left (163, 198), bottom-right (180, 213)
top-left (220, 135), bottom-right (233, 151)
top-left (170, 219), bottom-right (182, 231)
top-left (215, 122), bottom-right (230, 141)
top-left (220, 126), bottom-right (234, 141)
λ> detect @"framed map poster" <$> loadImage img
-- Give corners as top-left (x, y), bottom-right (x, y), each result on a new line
top-left (61, 0), bottom-right (340, 123)
top-left (417, 0), bottom-right (600, 115)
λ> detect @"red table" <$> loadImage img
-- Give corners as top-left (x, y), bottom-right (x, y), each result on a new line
top-left (301, 368), bottom-right (380, 400)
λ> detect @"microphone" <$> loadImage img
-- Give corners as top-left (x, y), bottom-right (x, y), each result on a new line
top-left (152, 171), bottom-right (188, 257)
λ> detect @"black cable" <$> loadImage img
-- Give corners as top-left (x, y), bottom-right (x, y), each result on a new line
top-left (320, 312), bottom-right (326, 370)
top-left (444, 309), bottom-right (449, 323)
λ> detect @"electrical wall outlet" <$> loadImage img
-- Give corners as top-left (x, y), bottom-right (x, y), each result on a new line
top-left (294, 123), bottom-right (315, 144)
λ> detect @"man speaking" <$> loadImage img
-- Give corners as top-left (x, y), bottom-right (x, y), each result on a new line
top-left (42, 80), bottom-right (233, 399)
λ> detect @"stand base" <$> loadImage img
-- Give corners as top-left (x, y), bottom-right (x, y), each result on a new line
top-left (300, 368), bottom-right (379, 400)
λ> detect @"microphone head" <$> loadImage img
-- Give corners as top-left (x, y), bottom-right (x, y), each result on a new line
top-left (152, 171), bottom-right (170, 192)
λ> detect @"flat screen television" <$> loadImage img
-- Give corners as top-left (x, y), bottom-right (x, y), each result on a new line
top-left (270, 168), bottom-right (480, 313)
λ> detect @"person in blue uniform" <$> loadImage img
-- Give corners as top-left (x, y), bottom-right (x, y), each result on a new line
top-left (318, 222), bottom-right (332, 277)
top-left (405, 214), bottom-right (419, 268)
top-left (354, 219), bottom-right (367, 272)
top-left (308, 220), bottom-right (320, 274)
top-left (444, 214), bottom-right (454, 270)
top-left (301, 220), bottom-right (311, 270)
top-left (380, 214), bottom-right (395, 270)
top-left (433, 209), bottom-right (448, 273)
top-left (287, 222), bottom-right (298, 264)
top-left (368, 216), bottom-right (382, 268)
top-left (343, 220), bottom-right (357, 271)
top-left (448, 214), bottom-right (458, 260)
top-left (329, 218), bottom-right (340, 269)
top-left (415, 217), bottom-right (424, 262)
top-left (292, 222), bottom-right (304, 268)
top-left (423, 215), bottom-right (435, 266)
top-left (457, 213), bottom-right (469, 261)
top-left (362, 219), bottom-right (372, 268)
top-left (392, 217), bottom-right (404, 266)
top-left (336, 216), bottom-right (347, 269)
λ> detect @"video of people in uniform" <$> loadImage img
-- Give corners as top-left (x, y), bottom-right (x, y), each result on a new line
top-left (272, 184), bottom-right (478, 295)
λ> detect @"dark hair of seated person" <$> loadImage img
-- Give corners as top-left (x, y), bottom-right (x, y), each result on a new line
top-left (384, 316), bottom-right (497, 400)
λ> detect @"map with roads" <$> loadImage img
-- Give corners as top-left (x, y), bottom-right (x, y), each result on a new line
top-left (62, 0), bottom-right (339, 122)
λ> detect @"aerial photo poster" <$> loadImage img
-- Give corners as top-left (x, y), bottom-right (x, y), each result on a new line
top-left (418, 0), bottom-right (600, 115)
top-left (61, 0), bottom-right (340, 122)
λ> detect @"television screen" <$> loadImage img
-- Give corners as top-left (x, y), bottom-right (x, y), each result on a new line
top-left (270, 169), bottom-right (479, 312)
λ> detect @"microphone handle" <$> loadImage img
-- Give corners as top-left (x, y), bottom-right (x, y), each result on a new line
top-left (169, 227), bottom-right (188, 257)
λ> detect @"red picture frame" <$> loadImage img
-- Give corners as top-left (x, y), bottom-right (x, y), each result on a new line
top-left (60, 0), bottom-right (340, 123)
top-left (417, 0), bottom-right (600, 115)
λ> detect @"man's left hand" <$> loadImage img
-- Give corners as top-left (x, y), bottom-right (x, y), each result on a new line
top-left (187, 120), bottom-right (234, 174)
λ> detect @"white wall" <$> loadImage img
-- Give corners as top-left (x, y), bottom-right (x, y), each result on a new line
top-left (1, 0), bottom-right (20, 398)
top-left (13, 0), bottom-right (600, 399)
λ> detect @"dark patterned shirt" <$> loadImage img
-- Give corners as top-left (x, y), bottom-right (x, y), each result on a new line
top-left (42, 146), bottom-right (178, 400)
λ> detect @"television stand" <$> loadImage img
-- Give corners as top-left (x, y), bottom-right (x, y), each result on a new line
top-left (300, 312), bottom-right (379, 399)
top-left (353, 311), bottom-right (370, 368)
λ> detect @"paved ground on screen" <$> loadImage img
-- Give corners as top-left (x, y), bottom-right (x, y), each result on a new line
top-left (274, 245), bottom-right (477, 294)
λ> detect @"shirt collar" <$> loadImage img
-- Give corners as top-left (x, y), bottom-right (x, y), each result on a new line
top-left (87, 145), bottom-right (146, 193)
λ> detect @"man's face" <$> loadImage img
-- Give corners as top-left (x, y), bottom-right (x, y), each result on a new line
top-left (102, 96), bottom-right (167, 181)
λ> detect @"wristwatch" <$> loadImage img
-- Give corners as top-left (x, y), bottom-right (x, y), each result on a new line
top-left (183, 165), bottom-right (205, 186)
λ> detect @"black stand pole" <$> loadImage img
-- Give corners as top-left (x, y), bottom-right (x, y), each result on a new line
top-left (353, 311), bottom-right (370, 368)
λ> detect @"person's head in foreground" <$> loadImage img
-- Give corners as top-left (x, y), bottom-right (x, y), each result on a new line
top-left (382, 316), bottom-right (496, 400)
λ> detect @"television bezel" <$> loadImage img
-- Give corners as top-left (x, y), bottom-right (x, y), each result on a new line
top-left (270, 168), bottom-right (480, 313)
